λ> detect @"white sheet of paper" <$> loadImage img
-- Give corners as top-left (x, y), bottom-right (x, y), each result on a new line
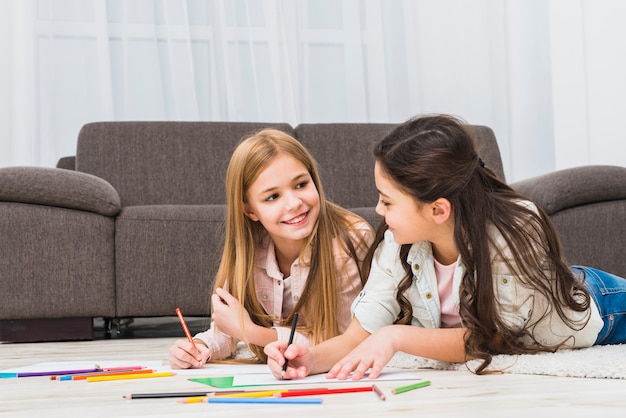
top-left (232, 368), bottom-right (422, 386)
top-left (158, 363), bottom-right (269, 376)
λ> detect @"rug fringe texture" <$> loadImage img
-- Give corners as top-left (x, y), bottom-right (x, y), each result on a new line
top-left (387, 344), bottom-right (626, 379)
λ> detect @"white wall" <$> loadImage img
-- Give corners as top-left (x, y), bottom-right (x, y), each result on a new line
top-left (1, 0), bottom-right (625, 183)
top-left (550, 0), bottom-right (626, 171)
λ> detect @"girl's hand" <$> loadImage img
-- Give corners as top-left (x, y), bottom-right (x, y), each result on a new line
top-left (211, 287), bottom-right (253, 341)
top-left (168, 339), bottom-right (211, 369)
top-left (264, 341), bottom-right (313, 380)
top-left (326, 325), bottom-right (398, 380)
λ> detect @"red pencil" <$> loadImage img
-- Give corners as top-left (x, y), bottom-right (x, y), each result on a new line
top-left (176, 307), bottom-right (198, 352)
top-left (275, 386), bottom-right (373, 397)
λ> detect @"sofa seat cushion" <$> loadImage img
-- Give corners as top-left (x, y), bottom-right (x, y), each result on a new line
top-left (0, 202), bottom-right (116, 319)
top-left (114, 205), bottom-right (226, 318)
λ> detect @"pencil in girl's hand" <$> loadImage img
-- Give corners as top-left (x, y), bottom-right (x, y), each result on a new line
top-left (282, 312), bottom-right (299, 379)
top-left (175, 307), bottom-right (198, 352)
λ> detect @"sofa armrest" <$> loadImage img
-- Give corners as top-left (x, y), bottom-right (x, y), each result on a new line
top-left (511, 165), bottom-right (626, 214)
top-left (0, 166), bottom-right (121, 216)
top-left (56, 156), bottom-right (76, 170)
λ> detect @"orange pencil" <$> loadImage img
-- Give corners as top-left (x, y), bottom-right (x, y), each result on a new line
top-left (215, 389), bottom-right (288, 398)
top-left (60, 369), bottom-right (156, 381)
top-left (86, 371), bottom-right (175, 382)
top-left (176, 307), bottom-right (198, 352)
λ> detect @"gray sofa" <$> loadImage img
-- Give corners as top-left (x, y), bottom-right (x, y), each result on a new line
top-left (1, 121), bottom-right (625, 342)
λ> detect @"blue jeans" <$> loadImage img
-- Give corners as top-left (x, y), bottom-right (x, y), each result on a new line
top-left (572, 266), bottom-right (626, 345)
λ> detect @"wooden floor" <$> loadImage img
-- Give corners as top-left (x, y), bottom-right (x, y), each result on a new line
top-left (1, 336), bottom-right (626, 417)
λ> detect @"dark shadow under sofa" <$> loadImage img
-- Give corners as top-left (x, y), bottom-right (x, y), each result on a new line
top-left (1, 121), bottom-right (625, 342)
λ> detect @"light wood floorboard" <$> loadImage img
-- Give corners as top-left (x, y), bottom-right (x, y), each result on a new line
top-left (1, 337), bottom-right (625, 417)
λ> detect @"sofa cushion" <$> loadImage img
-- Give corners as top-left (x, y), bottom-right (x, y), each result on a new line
top-left (0, 202), bottom-right (116, 318)
top-left (512, 165), bottom-right (626, 214)
top-left (295, 123), bottom-right (504, 209)
top-left (76, 122), bottom-right (295, 207)
top-left (114, 205), bottom-right (226, 317)
top-left (295, 123), bottom-right (397, 209)
top-left (0, 166), bottom-right (120, 216)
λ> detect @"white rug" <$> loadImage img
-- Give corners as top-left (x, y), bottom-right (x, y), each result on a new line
top-left (387, 344), bottom-right (626, 379)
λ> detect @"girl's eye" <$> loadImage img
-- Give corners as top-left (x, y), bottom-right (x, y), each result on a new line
top-left (379, 199), bottom-right (390, 207)
top-left (295, 181), bottom-right (308, 189)
top-left (266, 193), bottom-right (279, 202)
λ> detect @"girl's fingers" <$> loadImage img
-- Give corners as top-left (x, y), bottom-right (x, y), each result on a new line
top-left (214, 287), bottom-right (234, 304)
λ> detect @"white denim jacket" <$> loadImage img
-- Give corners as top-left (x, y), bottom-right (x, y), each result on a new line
top-left (353, 220), bottom-right (602, 349)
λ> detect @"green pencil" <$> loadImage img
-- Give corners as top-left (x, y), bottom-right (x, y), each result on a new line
top-left (391, 380), bottom-right (431, 394)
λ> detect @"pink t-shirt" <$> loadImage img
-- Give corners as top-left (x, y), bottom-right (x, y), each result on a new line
top-left (434, 258), bottom-right (461, 328)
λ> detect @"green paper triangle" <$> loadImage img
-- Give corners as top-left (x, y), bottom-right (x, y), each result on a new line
top-left (189, 376), bottom-right (235, 388)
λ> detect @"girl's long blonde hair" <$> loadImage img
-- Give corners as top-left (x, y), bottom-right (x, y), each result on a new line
top-left (214, 128), bottom-right (369, 361)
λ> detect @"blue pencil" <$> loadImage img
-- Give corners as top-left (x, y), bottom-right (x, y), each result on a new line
top-left (206, 397), bottom-right (323, 405)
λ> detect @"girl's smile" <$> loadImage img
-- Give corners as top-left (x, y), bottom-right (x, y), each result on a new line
top-left (283, 211), bottom-right (309, 225)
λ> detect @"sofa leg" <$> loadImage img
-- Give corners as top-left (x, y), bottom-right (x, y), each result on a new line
top-left (103, 317), bottom-right (120, 338)
top-left (0, 318), bottom-right (93, 343)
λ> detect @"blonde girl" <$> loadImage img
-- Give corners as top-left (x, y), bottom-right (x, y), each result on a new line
top-left (169, 129), bottom-right (373, 368)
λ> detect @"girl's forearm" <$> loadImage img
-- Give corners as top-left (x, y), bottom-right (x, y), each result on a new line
top-left (246, 324), bottom-right (279, 347)
top-left (392, 325), bottom-right (468, 362)
top-left (309, 317), bottom-right (372, 374)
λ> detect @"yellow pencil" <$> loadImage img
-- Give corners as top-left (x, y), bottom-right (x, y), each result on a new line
top-left (176, 396), bottom-right (208, 404)
top-left (86, 371), bottom-right (175, 382)
top-left (215, 390), bottom-right (288, 398)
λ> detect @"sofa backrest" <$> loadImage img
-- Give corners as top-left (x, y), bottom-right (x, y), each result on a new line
top-left (74, 121), bottom-right (504, 208)
top-left (471, 125), bottom-right (505, 182)
top-left (295, 123), bottom-right (504, 210)
top-left (295, 123), bottom-right (397, 209)
top-left (76, 122), bottom-right (294, 206)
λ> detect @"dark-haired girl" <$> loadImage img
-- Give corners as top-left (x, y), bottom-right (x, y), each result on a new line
top-left (265, 114), bottom-right (626, 379)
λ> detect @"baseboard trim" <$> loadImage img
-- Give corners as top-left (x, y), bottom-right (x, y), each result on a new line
top-left (0, 317), bottom-right (93, 343)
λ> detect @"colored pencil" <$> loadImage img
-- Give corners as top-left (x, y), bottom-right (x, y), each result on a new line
top-left (86, 371), bottom-right (175, 382)
top-left (282, 312), bottom-right (299, 378)
top-left (176, 307), bottom-right (199, 352)
top-left (102, 366), bottom-right (146, 372)
top-left (124, 390), bottom-right (245, 399)
top-left (372, 384), bottom-right (386, 401)
top-left (391, 380), bottom-right (431, 394)
top-left (59, 369), bottom-right (156, 381)
top-left (177, 396), bottom-right (209, 404)
top-left (275, 386), bottom-right (372, 397)
top-left (206, 397), bottom-right (323, 405)
top-left (2, 368), bottom-right (101, 378)
top-left (216, 389), bottom-right (288, 398)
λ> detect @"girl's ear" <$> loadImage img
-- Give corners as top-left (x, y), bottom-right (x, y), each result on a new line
top-left (243, 203), bottom-right (259, 221)
top-left (431, 198), bottom-right (452, 225)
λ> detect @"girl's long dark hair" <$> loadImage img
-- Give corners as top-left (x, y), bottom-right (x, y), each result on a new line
top-left (363, 114), bottom-right (590, 373)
